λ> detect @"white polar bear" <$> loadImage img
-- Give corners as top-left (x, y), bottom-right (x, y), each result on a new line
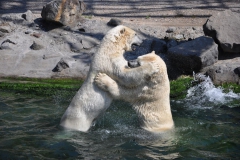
top-left (94, 51), bottom-right (174, 133)
top-left (60, 25), bottom-right (159, 132)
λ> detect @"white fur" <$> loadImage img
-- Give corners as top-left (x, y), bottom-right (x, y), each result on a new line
top-left (60, 26), bottom-right (159, 132)
top-left (95, 51), bottom-right (174, 133)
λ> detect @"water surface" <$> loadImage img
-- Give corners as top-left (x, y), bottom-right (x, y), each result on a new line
top-left (0, 78), bottom-right (240, 159)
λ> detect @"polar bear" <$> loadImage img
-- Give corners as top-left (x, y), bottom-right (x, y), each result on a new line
top-left (94, 51), bottom-right (174, 133)
top-left (60, 26), bottom-right (159, 132)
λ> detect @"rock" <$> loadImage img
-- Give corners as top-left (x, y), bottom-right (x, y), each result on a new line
top-left (21, 10), bottom-right (35, 22)
top-left (31, 33), bottom-right (42, 38)
top-left (167, 39), bottom-right (178, 49)
top-left (25, 31), bottom-right (31, 34)
top-left (70, 42), bottom-right (84, 52)
top-left (0, 31), bottom-right (4, 37)
top-left (166, 27), bottom-right (176, 33)
top-left (0, 24), bottom-right (12, 33)
top-left (81, 36), bottom-right (100, 50)
top-left (167, 51), bottom-right (202, 75)
top-left (168, 36), bottom-right (218, 67)
top-left (41, 0), bottom-right (86, 26)
top-left (78, 28), bottom-right (85, 32)
top-left (204, 58), bottom-right (240, 84)
top-left (151, 38), bottom-right (167, 54)
top-left (0, 39), bottom-right (16, 50)
top-left (52, 58), bottom-right (70, 72)
top-left (30, 41), bottom-right (44, 50)
top-left (1, 14), bottom-right (24, 24)
top-left (203, 10), bottom-right (240, 53)
top-left (107, 18), bottom-right (122, 26)
top-left (174, 34), bottom-right (184, 40)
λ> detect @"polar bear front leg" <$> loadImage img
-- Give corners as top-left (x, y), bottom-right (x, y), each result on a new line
top-left (113, 61), bottom-right (159, 87)
top-left (95, 73), bottom-right (143, 101)
top-left (94, 73), bottom-right (121, 99)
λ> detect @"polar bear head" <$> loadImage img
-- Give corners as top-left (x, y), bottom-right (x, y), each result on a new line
top-left (128, 51), bottom-right (167, 76)
top-left (104, 25), bottom-right (142, 51)
top-left (128, 51), bottom-right (158, 67)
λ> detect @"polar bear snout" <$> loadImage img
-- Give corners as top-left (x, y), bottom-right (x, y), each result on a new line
top-left (128, 59), bottom-right (140, 68)
top-left (131, 35), bottom-right (143, 51)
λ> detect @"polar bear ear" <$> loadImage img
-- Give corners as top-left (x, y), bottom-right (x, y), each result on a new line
top-left (120, 28), bottom-right (125, 34)
top-left (112, 28), bottom-right (125, 42)
top-left (150, 51), bottom-right (156, 55)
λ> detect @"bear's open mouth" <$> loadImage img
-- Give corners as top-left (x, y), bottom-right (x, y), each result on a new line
top-left (128, 59), bottom-right (140, 68)
top-left (131, 43), bottom-right (139, 51)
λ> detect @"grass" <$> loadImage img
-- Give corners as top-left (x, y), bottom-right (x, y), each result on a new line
top-left (145, 15), bottom-right (151, 19)
top-left (220, 83), bottom-right (240, 93)
top-left (84, 14), bottom-right (94, 19)
top-left (170, 76), bottom-right (193, 99)
top-left (0, 77), bottom-right (239, 99)
top-left (0, 77), bottom-right (83, 97)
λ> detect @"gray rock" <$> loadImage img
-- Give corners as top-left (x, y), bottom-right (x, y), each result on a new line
top-left (167, 51), bottom-right (202, 76)
top-left (166, 27), bottom-right (176, 33)
top-left (169, 36), bottom-right (218, 67)
top-left (52, 58), bottom-right (70, 72)
top-left (69, 42), bottom-right (84, 52)
top-left (31, 33), bottom-right (42, 38)
top-left (21, 10), bottom-right (35, 22)
top-left (0, 25), bottom-right (12, 33)
top-left (30, 41), bottom-right (44, 50)
top-left (41, 0), bottom-right (86, 26)
top-left (0, 39), bottom-right (16, 50)
top-left (204, 58), bottom-right (240, 84)
top-left (151, 38), bottom-right (167, 54)
top-left (0, 31), bottom-right (4, 37)
top-left (107, 18), bottom-right (123, 26)
top-left (203, 10), bottom-right (240, 53)
top-left (174, 34), bottom-right (184, 40)
top-left (167, 39), bottom-right (178, 49)
top-left (81, 36), bottom-right (99, 49)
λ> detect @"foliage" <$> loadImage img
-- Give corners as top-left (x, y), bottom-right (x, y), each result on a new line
top-left (1, 77), bottom-right (239, 100)
top-left (0, 77), bottom-right (83, 97)
top-left (170, 76), bottom-right (193, 99)
top-left (220, 83), bottom-right (240, 93)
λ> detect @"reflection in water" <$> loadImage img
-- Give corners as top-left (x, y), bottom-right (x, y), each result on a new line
top-left (0, 75), bottom-right (240, 159)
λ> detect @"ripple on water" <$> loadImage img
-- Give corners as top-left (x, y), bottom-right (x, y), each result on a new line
top-left (0, 78), bottom-right (240, 159)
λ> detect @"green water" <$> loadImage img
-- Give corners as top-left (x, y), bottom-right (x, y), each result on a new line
top-left (0, 87), bottom-right (240, 159)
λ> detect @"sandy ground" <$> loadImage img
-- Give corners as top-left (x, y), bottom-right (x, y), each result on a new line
top-left (0, 0), bottom-right (240, 26)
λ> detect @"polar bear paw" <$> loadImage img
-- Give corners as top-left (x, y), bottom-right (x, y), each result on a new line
top-left (94, 73), bottom-right (110, 91)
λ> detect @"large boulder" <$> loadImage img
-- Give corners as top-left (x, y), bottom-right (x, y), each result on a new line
top-left (167, 36), bottom-right (218, 74)
top-left (204, 58), bottom-right (240, 85)
top-left (203, 10), bottom-right (240, 53)
top-left (41, 0), bottom-right (86, 26)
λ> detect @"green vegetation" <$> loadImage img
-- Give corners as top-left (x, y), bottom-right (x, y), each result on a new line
top-left (145, 15), bottom-right (151, 19)
top-left (84, 14), bottom-right (94, 19)
top-left (170, 76), bottom-right (193, 99)
top-left (220, 83), bottom-right (240, 93)
top-left (0, 77), bottom-right (239, 99)
top-left (0, 77), bottom-right (83, 98)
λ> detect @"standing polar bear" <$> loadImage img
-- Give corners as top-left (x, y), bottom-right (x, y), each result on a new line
top-left (60, 26), bottom-right (159, 132)
top-left (94, 51), bottom-right (174, 133)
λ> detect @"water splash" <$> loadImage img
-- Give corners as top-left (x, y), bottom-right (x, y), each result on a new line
top-left (185, 73), bottom-right (240, 107)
